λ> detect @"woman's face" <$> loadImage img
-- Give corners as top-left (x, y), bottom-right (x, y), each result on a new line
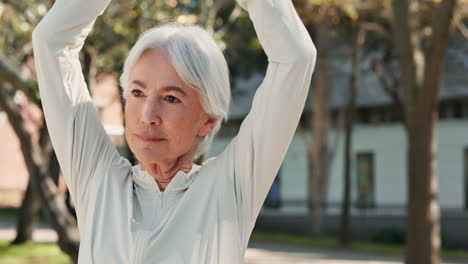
top-left (124, 49), bottom-right (217, 166)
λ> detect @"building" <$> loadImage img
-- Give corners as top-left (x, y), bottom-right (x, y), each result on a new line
top-left (208, 45), bottom-right (468, 247)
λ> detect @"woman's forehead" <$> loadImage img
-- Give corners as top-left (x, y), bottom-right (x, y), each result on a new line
top-left (130, 50), bottom-right (186, 88)
top-left (129, 57), bottom-right (202, 101)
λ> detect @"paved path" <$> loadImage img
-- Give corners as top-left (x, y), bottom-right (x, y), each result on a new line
top-left (0, 221), bottom-right (57, 243)
top-left (247, 241), bottom-right (403, 264)
top-left (0, 221), bottom-right (465, 264)
top-left (246, 241), bottom-right (468, 264)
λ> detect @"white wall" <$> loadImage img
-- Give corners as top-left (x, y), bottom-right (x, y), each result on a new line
top-left (210, 120), bottom-right (468, 214)
top-left (437, 120), bottom-right (468, 209)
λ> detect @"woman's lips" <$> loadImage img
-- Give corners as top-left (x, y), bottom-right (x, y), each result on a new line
top-left (135, 134), bottom-right (166, 142)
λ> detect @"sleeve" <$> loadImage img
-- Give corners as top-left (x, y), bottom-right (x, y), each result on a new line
top-left (31, 0), bottom-right (120, 212)
top-left (227, 0), bottom-right (317, 245)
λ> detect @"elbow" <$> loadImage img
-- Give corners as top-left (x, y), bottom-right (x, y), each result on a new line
top-left (295, 36), bottom-right (317, 66)
top-left (303, 41), bottom-right (317, 64)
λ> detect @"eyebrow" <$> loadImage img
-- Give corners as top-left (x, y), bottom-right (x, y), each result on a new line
top-left (131, 80), bottom-right (187, 97)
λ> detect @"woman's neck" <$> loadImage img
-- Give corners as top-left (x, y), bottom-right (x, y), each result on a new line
top-left (140, 156), bottom-right (194, 192)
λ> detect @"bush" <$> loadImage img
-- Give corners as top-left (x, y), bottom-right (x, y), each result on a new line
top-left (370, 228), bottom-right (406, 245)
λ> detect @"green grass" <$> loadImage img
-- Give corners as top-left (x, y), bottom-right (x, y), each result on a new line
top-left (251, 231), bottom-right (468, 260)
top-left (251, 231), bottom-right (337, 248)
top-left (0, 240), bottom-right (71, 264)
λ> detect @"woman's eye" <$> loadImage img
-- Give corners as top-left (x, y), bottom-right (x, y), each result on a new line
top-left (165, 95), bottom-right (180, 104)
top-left (131, 89), bottom-right (144, 98)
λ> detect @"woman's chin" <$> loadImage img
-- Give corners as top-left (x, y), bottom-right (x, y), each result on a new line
top-left (134, 147), bottom-right (166, 163)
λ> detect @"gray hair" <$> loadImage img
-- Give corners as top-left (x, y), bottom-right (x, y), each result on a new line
top-left (120, 22), bottom-right (231, 160)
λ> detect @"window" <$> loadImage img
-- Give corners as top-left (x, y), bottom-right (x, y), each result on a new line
top-left (356, 152), bottom-right (375, 208)
top-left (358, 109), bottom-right (370, 124)
top-left (453, 102), bottom-right (463, 119)
top-left (465, 148), bottom-right (468, 211)
top-left (439, 103), bottom-right (448, 119)
top-left (463, 101), bottom-right (468, 119)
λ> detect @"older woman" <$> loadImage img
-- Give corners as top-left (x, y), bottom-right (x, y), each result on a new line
top-left (32, 0), bottom-right (316, 262)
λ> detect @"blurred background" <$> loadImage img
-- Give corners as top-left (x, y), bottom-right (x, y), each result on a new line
top-left (0, 0), bottom-right (467, 263)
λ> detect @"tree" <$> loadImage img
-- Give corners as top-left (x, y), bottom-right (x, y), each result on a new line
top-left (295, 1), bottom-right (346, 236)
top-left (338, 1), bottom-right (393, 244)
top-left (339, 21), bottom-right (366, 247)
top-left (0, 54), bottom-right (81, 262)
top-left (296, 0), bottom-right (372, 236)
top-left (11, 181), bottom-right (41, 244)
top-left (346, 0), bottom-right (467, 261)
top-left (309, 12), bottom-right (333, 236)
top-left (390, 0), bottom-right (458, 263)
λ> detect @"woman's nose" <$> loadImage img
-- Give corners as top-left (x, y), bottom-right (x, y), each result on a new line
top-left (141, 99), bottom-right (162, 125)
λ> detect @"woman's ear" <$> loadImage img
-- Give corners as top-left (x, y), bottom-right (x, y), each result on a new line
top-left (198, 116), bottom-right (218, 137)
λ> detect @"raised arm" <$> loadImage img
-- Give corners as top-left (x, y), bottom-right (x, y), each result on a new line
top-left (32, 0), bottom-right (121, 212)
top-left (227, 0), bottom-right (316, 245)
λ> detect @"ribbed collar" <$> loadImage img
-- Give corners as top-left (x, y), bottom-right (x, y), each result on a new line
top-left (131, 163), bottom-right (201, 194)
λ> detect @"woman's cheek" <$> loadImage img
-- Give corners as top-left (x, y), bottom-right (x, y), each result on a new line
top-left (164, 107), bottom-right (186, 126)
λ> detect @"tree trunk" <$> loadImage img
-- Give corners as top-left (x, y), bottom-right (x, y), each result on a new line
top-left (11, 180), bottom-right (41, 244)
top-left (339, 23), bottom-right (365, 247)
top-left (0, 84), bottom-right (80, 263)
top-left (34, 165), bottom-right (80, 263)
top-left (27, 127), bottom-right (80, 263)
top-left (406, 114), bottom-right (440, 264)
top-left (390, 1), bottom-right (458, 263)
top-left (308, 16), bottom-right (332, 236)
top-left (49, 151), bottom-right (61, 185)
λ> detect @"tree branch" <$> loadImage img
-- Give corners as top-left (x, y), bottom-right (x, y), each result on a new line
top-left (0, 83), bottom-right (32, 147)
top-left (216, 5), bottom-right (243, 37)
top-left (372, 59), bottom-right (407, 126)
top-left (421, 0), bottom-right (458, 117)
top-left (362, 22), bottom-right (392, 42)
top-left (391, 0), bottom-right (424, 122)
top-left (457, 20), bottom-right (468, 39)
top-left (0, 55), bottom-right (39, 105)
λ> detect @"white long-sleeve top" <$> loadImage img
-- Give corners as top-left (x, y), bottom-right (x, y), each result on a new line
top-left (32, 0), bottom-right (316, 262)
